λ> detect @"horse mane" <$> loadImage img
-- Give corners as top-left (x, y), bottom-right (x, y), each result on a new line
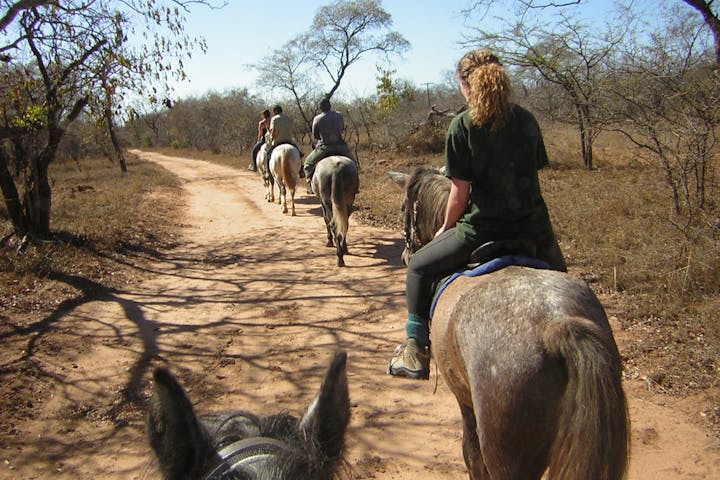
top-left (405, 166), bottom-right (450, 249)
top-left (256, 413), bottom-right (347, 479)
top-left (147, 351), bottom-right (350, 480)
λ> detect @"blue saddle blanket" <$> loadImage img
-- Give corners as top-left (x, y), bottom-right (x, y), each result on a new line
top-left (429, 255), bottom-right (551, 319)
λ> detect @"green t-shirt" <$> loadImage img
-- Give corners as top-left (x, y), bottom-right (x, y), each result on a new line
top-left (444, 105), bottom-right (553, 246)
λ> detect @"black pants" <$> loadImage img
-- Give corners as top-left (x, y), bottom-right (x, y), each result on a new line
top-left (302, 142), bottom-right (353, 179)
top-left (406, 228), bottom-right (473, 320)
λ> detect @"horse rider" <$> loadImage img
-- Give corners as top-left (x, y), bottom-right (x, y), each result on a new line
top-left (303, 97), bottom-right (354, 193)
top-left (263, 105), bottom-right (302, 178)
top-left (387, 49), bottom-right (567, 380)
top-left (248, 109), bottom-right (271, 171)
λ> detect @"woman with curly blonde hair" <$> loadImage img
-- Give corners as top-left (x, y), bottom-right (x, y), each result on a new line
top-left (388, 49), bottom-right (566, 380)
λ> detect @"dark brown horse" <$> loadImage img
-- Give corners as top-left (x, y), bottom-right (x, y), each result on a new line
top-left (146, 352), bottom-right (350, 480)
top-left (389, 167), bottom-right (629, 480)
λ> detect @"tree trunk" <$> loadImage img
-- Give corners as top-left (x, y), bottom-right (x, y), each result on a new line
top-left (682, 0), bottom-right (720, 70)
top-left (106, 107), bottom-right (127, 173)
top-left (575, 103), bottom-right (594, 169)
top-left (0, 149), bottom-right (26, 236)
top-left (25, 154), bottom-right (52, 238)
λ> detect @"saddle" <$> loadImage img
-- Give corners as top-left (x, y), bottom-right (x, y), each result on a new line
top-left (469, 238), bottom-right (537, 267)
top-left (429, 238), bottom-right (550, 319)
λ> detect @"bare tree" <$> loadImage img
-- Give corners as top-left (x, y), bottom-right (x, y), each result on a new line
top-left (254, 36), bottom-right (317, 136)
top-left (255, 0), bottom-right (409, 134)
top-left (464, 7), bottom-right (628, 168)
top-left (609, 4), bottom-right (718, 234)
top-left (682, 0), bottom-right (720, 68)
top-left (307, 0), bottom-right (410, 100)
top-left (0, 0), bottom-right (222, 241)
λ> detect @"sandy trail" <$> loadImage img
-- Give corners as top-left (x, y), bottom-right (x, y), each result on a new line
top-left (3, 150), bottom-right (719, 479)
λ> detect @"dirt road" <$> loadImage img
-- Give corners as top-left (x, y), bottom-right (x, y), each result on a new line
top-left (3, 150), bottom-right (719, 479)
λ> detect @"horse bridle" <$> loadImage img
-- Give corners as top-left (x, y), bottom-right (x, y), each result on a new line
top-left (403, 197), bottom-right (422, 255)
top-left (203, 436), bottom-right (288, 480)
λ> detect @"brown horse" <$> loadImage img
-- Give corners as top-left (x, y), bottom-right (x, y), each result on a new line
top-left (146, 352), bottom-right (350, 480)
top-left (389, 167), bottom-right (629, 480)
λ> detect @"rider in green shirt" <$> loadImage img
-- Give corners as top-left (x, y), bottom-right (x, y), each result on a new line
top-left (388, 49), bottom-right (566, 380)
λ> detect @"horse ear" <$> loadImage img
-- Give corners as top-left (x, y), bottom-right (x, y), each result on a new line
top-left (146, 368), bottom-right (211, 479)
top-left (299, 351), bottom-right (350, 462)
top-left (387, 171), bottom-right (408, 188)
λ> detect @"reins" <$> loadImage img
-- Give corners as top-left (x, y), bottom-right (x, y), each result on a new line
top-left (203, 436), bottom-right (288, 480)
top-left (403, 198), bottom-right (421, 256)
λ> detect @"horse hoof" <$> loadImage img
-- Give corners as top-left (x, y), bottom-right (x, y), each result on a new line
top-left (337, 259), bottom-right (345, 267)
top-left (326, 241), bottom-right (334, 248)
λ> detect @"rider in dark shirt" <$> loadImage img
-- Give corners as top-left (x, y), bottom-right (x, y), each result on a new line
top-left (303, 97), bottom-right (354, 193)
top-left (387, 49), bottom-right (566, 380)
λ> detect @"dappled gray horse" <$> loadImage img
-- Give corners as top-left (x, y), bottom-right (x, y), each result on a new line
top-left (312, 156), bottom-right (359, 267)
top-left (390, 167), bottom-right (629, 480)
top-left (146, 352), bottom-right (350, 480)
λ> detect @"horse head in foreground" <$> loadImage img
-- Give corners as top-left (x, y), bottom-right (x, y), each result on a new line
top-left (146, 352), bottom-right (350, 480)
top-left (312, 156), bottom-right (359, 267)
top-left (270, 144), bottom-right (302, 216)
top-left (389, 167), bottom-right (629, 480)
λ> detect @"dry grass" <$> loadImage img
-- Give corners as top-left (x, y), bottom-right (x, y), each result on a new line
top-left (0, 153), bottom-right (182, 312)
top-left (539, 125), bottom-right (719, 406)
top-left (2, 137), bottom-right (718, 431)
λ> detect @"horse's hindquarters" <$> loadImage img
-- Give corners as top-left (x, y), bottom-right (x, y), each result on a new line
top-left (430, 266), bottom-right (627, 479)
top-left (312, 156), bottom-right (359, 267)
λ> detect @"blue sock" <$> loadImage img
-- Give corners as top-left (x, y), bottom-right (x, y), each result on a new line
top-left (405, 314), bottom-right (430, 348)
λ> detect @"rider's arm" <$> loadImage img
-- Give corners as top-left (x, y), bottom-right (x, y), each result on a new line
top-left (435, 177), bottom-right (470, 238)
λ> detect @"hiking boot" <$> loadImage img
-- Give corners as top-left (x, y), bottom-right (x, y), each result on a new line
top-left (387, 338), bottom-right (430, 380)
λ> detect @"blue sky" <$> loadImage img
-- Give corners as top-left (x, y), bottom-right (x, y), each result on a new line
top-left (168, 0), bottom-right (661, 101)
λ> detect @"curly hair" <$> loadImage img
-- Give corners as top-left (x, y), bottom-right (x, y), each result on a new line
top-left (456, 49), bottom-right (511, 131)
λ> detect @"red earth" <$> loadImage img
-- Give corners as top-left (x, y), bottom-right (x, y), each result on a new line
top-left (1, 150), bottom-right (719, 479)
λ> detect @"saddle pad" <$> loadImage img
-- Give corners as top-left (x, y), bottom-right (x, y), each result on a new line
top-left (429, 255), bottom-right (550, 319)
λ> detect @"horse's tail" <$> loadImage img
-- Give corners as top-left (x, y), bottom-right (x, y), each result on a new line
top-left (330, 167), bottom-right (349, 245)
top-left (543, 317), bottom-right (629, 480)
top-left (280, 148), bottom-right (299, 191)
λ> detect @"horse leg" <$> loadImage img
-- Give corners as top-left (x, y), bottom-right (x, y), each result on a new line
top-left (459, 403), bottom-right (491, 480)
top-left (280, 182), bottom-right (288, 213)
top-left (320, 203), bottom-right (334, 247)
top-left (290, 186), bottom-right (296, 216)
top-left (335, 234), bottom-right (345, 267)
